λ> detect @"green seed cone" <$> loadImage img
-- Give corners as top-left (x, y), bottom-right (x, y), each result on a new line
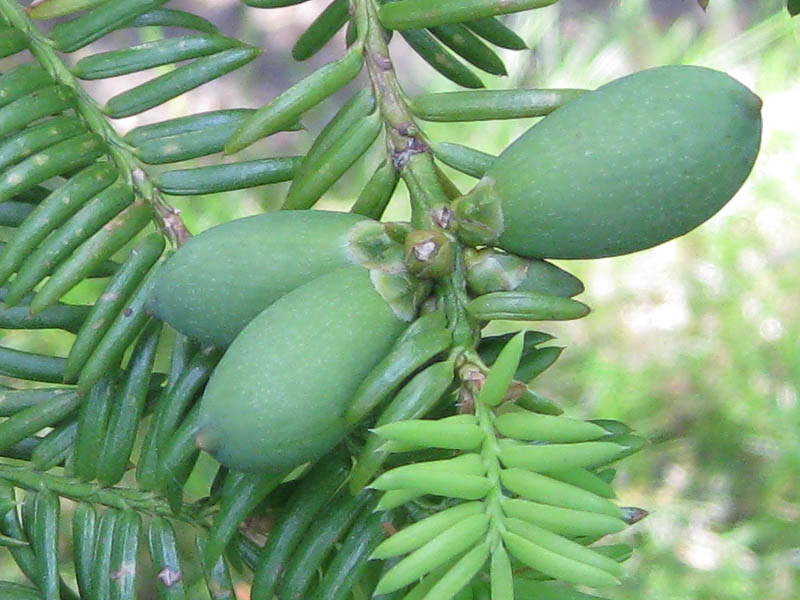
top-left (482, 65), bottom-right (762, 259)
top-left (148, 210), bottom-right (368, 346)
top-left (197, 266), bottom-right (410, 473)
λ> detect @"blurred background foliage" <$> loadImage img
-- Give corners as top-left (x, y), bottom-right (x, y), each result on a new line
top-left (1, 0), bottom-right (798, 598)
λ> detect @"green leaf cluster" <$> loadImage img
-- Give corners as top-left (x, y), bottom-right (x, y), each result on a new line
top-left (0, 0), bottom-right (769, 598)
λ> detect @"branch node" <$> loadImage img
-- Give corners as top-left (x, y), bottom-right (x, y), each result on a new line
top-left (391, 136), bottom-right (428, 169)
top-left (374, 52), bottom-right (392, 71)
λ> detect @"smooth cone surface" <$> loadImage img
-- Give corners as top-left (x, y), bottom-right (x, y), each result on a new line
top-left (198, 266), bottom-right (408, 473)
top-left (489, 65), bottom-right (762, 259)
top-left (149, 210), bottom-right (367, 346)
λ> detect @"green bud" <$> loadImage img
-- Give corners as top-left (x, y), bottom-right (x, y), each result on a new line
top-left (403, 230), bottom-right (455, 279)
top-left (370, 269), bottom-right (433, 322)
top-left (464, 248), bottom-right (584, 298)
top-left (463, 247), bottom-right (527, 294)
top-left (451, 177), bottom-right (504, 246)
top-left (347, 220), bottom-right (406, 273)
top-left (383, 221), bottom-right (415, 245)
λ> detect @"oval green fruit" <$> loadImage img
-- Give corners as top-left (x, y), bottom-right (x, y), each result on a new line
top-left (481, 65), bottom-right (762, 259)
top-left (197, 266), bottom-right (409, 474)
top-left (148, 210), bottom-right (369, 346)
